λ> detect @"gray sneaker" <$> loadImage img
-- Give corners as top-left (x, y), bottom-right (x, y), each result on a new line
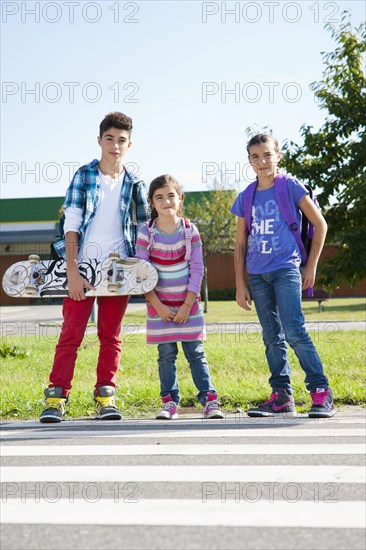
top-left (94, 386), bottom-right (122, 420)
top-left (247, 389), bottom-right (297, 417)
top-left (39, 386), bottom-right (68, 423)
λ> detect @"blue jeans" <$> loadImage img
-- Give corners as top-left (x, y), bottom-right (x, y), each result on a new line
top-left (249, 267), bottom-right (329, 393)
top-left (157, 341), bottom-right (216, 405)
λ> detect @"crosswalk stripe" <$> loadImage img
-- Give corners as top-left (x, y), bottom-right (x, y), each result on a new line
top-left (2, 415), bottom-right (364, 549)
top-left (1, 427), bottom-right (365, 441)
top-left (2, 465), bottom-right (364, 483)
top-left (1, 499), bottom-right (365, 529)
top-left (1, 444), bottom-right (365, 456)
top-left (2, 416), bottom-right (365, 430)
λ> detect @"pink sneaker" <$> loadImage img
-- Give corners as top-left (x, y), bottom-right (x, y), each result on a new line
top-left (309, 388), bottom-right (335, 418)
top-left (203, 393), bottom-right (224, 419)
top-left (156, 394), bottom-right (178, 420)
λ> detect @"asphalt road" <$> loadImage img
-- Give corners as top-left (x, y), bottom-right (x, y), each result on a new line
top-left (1, 407), bottom-right (365, 550)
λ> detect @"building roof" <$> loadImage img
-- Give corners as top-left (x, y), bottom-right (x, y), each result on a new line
top-left (0, 192), bottom-right (214, 245)
top-left (0, 197), bottom-right (64, 223)
top-left (0, 192), bottom-right (210, 224)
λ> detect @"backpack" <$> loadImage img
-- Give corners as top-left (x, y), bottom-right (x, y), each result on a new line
top-left (50, 213), bottom-right (65, 260)
top-left (242, 173), bottom-right (319, 266)
top-left (147, 217), bottom-right (193, 260)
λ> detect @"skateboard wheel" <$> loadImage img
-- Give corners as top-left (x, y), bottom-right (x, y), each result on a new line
top-left (24, 286), bottom-right (37, 296)
top-left (107, 283), bottom-right (120, 293)
top-left (28, 254), bottom-right (40, 263)
top-left (109, 253), bottom-right (120, 261)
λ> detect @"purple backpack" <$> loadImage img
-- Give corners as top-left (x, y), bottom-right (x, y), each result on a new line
top-left (243, 174), bottom-right (320, 295)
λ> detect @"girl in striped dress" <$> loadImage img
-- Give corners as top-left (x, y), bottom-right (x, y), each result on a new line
top-left (135, 175), bottom-right (224, 420)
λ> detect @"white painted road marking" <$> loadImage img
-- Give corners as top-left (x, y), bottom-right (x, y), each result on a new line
top-left (2, 444), bottom-right (365, 456)
top-left (2, 425), bottom-right (366, 441)
top-left (1, 499), bottom-right (365, 529)
top-left (2, 465), bottom-right (364, 483)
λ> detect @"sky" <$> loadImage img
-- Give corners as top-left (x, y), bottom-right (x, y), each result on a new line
top-left (1, 0), bottom-right (365, 199)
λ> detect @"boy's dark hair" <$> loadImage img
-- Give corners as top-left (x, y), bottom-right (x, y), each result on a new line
top-left (149, 175), bottom-right (184, 221)
top-left (247, 133), bottom-right (279, 155)
top-left (99, 112), bottom-right (133, 137)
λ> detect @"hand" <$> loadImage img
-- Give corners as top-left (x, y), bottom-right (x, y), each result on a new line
top-left (157, 304), bottom-right (176, 322)
top-left (173, 304), bottom-right (190, 324)
top-left (301, 263), bottom-right (317, 290)
top-left (67, 270), bottom-right (96, 301)
top-left (236, 285), bottom-right (252, 311)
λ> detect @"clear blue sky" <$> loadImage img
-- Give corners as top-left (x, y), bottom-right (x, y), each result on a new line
top-left (1, 0), bottom-right (365, 198)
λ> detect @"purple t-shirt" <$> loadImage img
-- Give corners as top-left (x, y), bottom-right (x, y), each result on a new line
top-left (230, 178), bottom-right (308, 274)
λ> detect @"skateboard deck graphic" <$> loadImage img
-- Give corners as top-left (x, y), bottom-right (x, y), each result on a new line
top-left (2, 254), bottom-right (158, 298)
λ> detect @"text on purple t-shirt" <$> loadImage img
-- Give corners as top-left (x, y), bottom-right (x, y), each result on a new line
top-left (230, 177), bottom-right (308, 274)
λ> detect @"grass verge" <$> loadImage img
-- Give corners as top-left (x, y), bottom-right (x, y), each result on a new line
top-left (1, 330), bottom-right (365, 420)
top-left (123, 297), bottom-right (366, 324)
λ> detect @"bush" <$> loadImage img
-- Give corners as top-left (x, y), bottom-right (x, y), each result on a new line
top-left (201, 288), bottom-right (236, 301)
top-left (0, 343), bottom-right (29, 359)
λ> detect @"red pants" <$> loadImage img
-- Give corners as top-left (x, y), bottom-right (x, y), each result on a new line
top-left (49, 296), bottom-right (129, 395)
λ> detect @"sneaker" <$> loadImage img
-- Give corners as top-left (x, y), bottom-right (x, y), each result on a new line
top-left (94, 386), bottom-right (122, 420)
top-left (309, 388), bottom-right (335, 418)
top-left (247, 389), bottom-right (297, 417)
top-left (203, 393), bottom-right (224, 419)
top-left (156, 394), bottom-right (178, 420)
top-left (39, 386), bottom-right (68, 423)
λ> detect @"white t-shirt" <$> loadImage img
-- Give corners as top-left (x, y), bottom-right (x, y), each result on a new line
top-left (63, 170), bottom-right (127, 262)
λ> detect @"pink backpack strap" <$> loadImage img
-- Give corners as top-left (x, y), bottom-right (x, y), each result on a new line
top-left (147, 218), bottom-right (192, 259)
top-left (183, 218), bottom-right (192, 261)
top-left (147, 219), bottom-right (155, 251)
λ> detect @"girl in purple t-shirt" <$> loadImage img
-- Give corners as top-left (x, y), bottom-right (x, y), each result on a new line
top-left (231, 133), bottom-right (335, 418)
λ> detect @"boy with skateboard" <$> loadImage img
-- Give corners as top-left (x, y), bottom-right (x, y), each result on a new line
top-left (39, 112), bottom-right (149, 423)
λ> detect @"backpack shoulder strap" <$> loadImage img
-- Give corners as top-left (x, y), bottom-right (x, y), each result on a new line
top-left (243, 180), bottom-right (257, 235)
top-left (131, 181), bottom-right (138, 225)
top-left (274, 174), bottom-right (308, 264)
top-left (147, 217), bottom-right (193, 260)
top-left (147, 219), bottom-right (155, 252)
top-left (59, 212), bottom-right (65, 240)
top-left (183, 218), bottom-right (192, 261)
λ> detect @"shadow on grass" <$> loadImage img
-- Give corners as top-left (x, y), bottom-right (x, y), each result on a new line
top-left (326, 303), bottom-right (365, 313)
top-left (304, 302), bottom-right (366, 315)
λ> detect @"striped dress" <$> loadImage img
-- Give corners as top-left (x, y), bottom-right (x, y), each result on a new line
top-left (135, 218), bottom-right (206, 344)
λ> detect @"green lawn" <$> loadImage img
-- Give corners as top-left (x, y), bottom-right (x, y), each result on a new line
top-left (123, 297), bottom-right (366, 324)
top-left (1, 329), bottom-right (365, 420)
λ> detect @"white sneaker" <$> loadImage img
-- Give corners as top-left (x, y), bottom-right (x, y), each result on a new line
top-left (156, 400), bottom-right (178, 420)
top-left (204, 399), bottom-right (224, 419)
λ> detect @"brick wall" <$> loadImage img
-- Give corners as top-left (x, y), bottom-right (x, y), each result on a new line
top-left (206, 245), bottom-right (366, 297)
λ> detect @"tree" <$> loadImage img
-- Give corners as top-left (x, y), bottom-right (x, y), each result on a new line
top-left (184, 180), bottom-right (237, 312)
top-left (281, 15), bottom-right (366, 290)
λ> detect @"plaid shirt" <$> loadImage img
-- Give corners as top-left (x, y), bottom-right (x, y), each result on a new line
top-left (53, 159), bottom-right (150, 259)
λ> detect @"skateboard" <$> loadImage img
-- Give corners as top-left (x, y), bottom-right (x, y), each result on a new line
top-left (2, 254), bottom-right (158, 298)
